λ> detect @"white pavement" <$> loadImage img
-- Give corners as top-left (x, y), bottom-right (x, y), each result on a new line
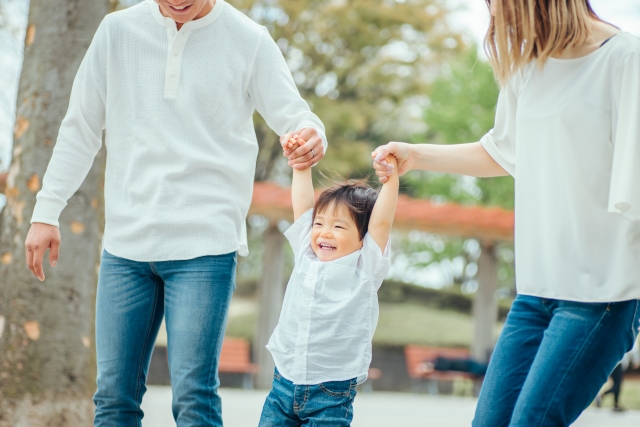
top-left (141, 386), bottom-right (640, 427)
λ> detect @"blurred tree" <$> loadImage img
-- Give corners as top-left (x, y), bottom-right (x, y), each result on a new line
top-left (405, 47), bottom-right (514, 210)
top-left (391, 48), bottom-right (516, 293)
top-left (229, 0), bottom-right (467, 181)
top-left (0, 0), bottom-right (109, 425)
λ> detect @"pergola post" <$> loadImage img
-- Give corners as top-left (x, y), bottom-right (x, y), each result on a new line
top-left (471, 242), bottom-right (499, 363)
top-left (253, 222), bottom-right (287, 389)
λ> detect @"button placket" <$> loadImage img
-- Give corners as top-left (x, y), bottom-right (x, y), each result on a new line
top-left (292, 261), bottom-right (317, 383)
top-left (164, 29), bottom-right (190, 99)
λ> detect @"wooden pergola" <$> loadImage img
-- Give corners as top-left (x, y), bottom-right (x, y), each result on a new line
top-left (0, 173), bottom-right (514, 388)
top-left (250, 181), bottom-right (514, 388)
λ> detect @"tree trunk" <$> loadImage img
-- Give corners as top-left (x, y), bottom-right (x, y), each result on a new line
top-left (253, 223), bottom-right (286, 389)
top-left (0, 1), bottom-right (110, 425)
top-left (471, 242), bottom-right (498, 363)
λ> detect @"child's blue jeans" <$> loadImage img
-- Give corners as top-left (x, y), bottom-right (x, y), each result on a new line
top-left (473, 295), bottom-right (640, 427)
top-left (258, 368), bottom-right (358, 427)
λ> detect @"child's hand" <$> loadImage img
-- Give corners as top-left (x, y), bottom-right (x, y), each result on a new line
top-left (371, 151), bottom-right (397, 180)
top-left (280, 133), bottom-right (305, 154)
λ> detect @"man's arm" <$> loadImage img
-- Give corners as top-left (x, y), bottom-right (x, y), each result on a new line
top-left (368, 153), bottom-right (399, 251)
top-left (25, 17), bottom-right (109, 281)
top-left (247, 28), bottom-right (327, 169)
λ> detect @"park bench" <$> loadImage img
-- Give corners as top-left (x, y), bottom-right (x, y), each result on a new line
top-left (404, 345), bottom-right (482, 395)
top-left (219, 337), bottom-right (259, 389)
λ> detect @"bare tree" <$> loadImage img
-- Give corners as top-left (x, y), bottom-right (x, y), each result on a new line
top-left (0, 0), bottom-right (110, 425)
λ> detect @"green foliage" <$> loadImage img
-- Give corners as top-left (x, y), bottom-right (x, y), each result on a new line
top-left (378, 279), bottom-right (511, 319)
top-left (228, 0), bottom-right (467, 180)
top-left (389, 230), bottom-right (516, 294)
top-left (404, 47), bottom-right (514, 210)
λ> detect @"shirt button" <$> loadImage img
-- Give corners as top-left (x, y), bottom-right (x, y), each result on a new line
top-left (298, 349), bottom-right (304, 355)
top-left (170, 72), bottom-right (177, 78)
top-left (173, 51), bottom-right (179, 57)
top-left (304, 299), bottom-right (311, 306)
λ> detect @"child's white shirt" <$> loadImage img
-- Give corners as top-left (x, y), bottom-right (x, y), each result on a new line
top-left (266, 209), bottom-right (391, 385)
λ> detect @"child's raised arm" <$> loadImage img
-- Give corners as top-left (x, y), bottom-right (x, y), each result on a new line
top-left (285, 134), bottom-right (315, 220)
top-left (368, 153), bottom-right (399, 251)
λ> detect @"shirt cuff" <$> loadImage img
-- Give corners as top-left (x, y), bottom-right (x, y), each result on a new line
top-left (479, 132), bottom-right (516, 177)
top-left (31, 198), bottom-right (67, 227)
top-left (284, 209), bottom-right (314, 255)
top-left (297, 120), bottom-right (328, 152)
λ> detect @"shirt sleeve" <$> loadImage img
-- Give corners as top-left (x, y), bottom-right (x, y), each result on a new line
top-left (360, 233), bottom-right (391, 288)
top-left (479, 75), bottom-right (519, 178)
top-left (31, 17), bottom-right (109, 226)
top-left (609, 51), bottom-right (640, 222)
top-left (283, 209), bottom-right (314, 259)
top-left (247, 28), bottom-right (327, 151)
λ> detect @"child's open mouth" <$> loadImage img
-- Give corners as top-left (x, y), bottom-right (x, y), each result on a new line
top-left (318, 243), bottom-right (336, 251)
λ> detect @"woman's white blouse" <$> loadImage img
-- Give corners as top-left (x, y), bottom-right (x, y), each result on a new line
top-left (481, 33), bottom-right (640, 303)
top-left (266, 210), bottom-right (391, 385)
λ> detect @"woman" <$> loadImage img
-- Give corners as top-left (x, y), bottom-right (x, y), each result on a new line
top-left (372, 0), bottom-right (640, 425)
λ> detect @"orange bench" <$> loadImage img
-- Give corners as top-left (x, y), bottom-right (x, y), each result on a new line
top-left (219, 337), bottom-right (259, 389)
top-left (404, 345), bottom-right (482, 395)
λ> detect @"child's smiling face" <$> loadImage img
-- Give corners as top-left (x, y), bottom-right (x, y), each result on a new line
top-left (311, 204), bottom-right (363, 262)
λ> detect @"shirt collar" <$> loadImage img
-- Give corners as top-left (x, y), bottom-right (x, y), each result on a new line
top-left (306, 246), bottom-right (361, 268)
top-left (148, 0), bottom-right (225, 30)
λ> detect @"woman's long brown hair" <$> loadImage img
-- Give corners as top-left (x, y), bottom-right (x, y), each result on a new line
top-left (484, 0), bottom-right (603, 85)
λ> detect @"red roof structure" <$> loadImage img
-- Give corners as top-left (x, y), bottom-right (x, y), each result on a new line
top-left (250, 181), bottom-right (514, 242)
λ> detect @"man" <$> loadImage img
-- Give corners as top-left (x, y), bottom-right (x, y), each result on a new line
top-left (24, 0), bottom-right (325, 425)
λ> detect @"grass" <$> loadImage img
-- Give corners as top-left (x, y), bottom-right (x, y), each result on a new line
top-left (594, 378), bottom-right (640, 411)
top-left (375, 303), bottom-right (478, 347)
top-left (224, 300), bottom-right (502, 348)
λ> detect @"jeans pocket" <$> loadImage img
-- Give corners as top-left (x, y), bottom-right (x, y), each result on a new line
top-left (318, 379), bottom-right (353, 397)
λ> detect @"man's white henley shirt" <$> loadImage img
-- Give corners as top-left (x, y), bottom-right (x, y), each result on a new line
top-left (31, 0), bottom-right (327, 261)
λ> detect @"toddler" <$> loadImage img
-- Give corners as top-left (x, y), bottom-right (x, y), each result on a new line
top-left (258, 133), bottom-right (399, 426)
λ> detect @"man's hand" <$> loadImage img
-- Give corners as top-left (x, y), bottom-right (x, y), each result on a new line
top-left (280, 127), bottom-right (324, 169)
top-left (372, 141), bottom-right (414, 183)
top-left (25, 223), bottom-right (61, 281)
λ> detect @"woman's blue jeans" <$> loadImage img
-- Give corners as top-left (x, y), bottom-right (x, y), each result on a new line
top-left (473, 295), bottom-right (640, 427)
top-left (93, 250), bottom-right (237, 427)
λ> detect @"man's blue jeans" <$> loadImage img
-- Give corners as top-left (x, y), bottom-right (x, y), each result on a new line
top-left (258, 368), bottom-right (358, 427)
top-left (473, 295), bottom-right (640, 427)
top-left (93, 250), bottom-right (237, 427)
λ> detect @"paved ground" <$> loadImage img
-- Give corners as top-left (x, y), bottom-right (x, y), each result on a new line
top-left (141, 386), bottom-right (640, 427)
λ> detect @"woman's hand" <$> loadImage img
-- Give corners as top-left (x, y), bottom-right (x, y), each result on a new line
top-left (372, 142), bottom-right (414, 183)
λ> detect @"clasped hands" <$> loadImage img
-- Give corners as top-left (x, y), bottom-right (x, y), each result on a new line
top-left (279, 128), bottom-right (325, 169)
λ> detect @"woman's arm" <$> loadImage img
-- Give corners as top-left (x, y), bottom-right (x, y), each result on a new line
top-left (373, 141), bottom-right (509, 183)
top-left (368, 155), bottom-right (399, 251)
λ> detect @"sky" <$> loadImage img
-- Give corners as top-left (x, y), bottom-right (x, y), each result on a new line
top-left (449, 0), bottom-right (640, 54)
top-left (0, 0), bottom-right (639, 201)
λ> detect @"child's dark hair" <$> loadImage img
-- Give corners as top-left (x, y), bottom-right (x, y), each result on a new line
top-left (313, 179), bottom-right (379, 241)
